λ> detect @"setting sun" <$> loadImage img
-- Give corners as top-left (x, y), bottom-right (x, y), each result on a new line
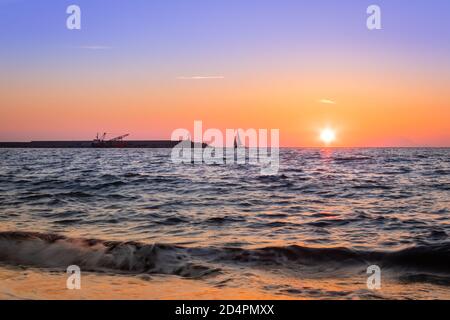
top-left (320, 128), bottom-right (336, 145)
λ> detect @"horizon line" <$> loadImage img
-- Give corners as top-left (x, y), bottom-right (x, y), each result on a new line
top-left (0, 139), bottom-right (449, 149)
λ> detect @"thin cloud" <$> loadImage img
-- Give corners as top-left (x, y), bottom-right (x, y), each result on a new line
top-left (176, 76), bottom-right (225, 80)
top-left (76, 45), bottom-right (113, 50)
top-left (318, 99), bottom-right (337, 105)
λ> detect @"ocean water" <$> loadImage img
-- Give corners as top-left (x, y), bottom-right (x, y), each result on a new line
top-left (0, 148), bottom-right (449, 299)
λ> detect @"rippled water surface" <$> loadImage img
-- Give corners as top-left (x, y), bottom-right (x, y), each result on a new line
top-left (0, 148), bottom-right (449, 299)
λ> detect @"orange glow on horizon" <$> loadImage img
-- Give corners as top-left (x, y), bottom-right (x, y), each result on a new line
top-left (1, 62), bottom-right (450, 147)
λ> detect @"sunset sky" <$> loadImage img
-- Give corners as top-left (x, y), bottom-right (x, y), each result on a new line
top-left (0, 0), bottom-right (449, 147)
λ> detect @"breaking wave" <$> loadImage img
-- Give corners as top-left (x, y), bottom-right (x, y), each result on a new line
top-left (1, 231), bottom-right (449, 279)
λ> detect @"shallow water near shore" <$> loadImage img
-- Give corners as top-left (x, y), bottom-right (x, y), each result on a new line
top-left (0, 148), bottom-right (449, 299)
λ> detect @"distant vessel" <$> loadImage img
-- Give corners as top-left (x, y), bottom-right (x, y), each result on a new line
top-left (92, 133), bottom-right (130, 148)
top-left (0, 134), bottom-right (209, 149)
top-left (234, 131), bottom-right (243, 149)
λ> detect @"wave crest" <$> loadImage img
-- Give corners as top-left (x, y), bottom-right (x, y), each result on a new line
top-left (1, 231), bottom-right (449, 278)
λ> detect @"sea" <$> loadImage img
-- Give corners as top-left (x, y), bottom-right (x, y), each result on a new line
top-left (0, 148), bottom-right (449, 299)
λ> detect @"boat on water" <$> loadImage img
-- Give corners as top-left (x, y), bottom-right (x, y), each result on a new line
top-left (92, 133), bottom-right (130, 148)
top-left (234, 131), bottom-right (244, 149)
top-left (0, 133), bottom-right (209, 149)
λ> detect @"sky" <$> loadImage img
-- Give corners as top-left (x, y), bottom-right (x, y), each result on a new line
top-left (0, 0), bottom-right (449, 147)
